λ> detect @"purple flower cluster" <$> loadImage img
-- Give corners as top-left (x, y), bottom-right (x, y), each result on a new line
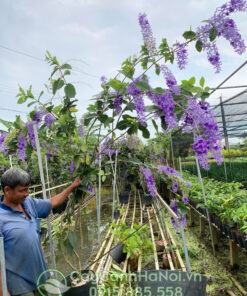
top-left (128, 80), bottom-right (146, 126)
top-left (78, 125), bottom-right (84, 137)
top-left (100, 76), bottom-right (107, 85)
top-left (160, 65), bottom-right (180, 95)
top-left (183, 98), bottom-right (223, 169)
top-left (196, 0), bottom-right (246, 72)
top-left (147, 91), bottom-right (177, 130)
top-left (170, 199), bottom-right (187, 229)
top-left (44, 113), bottom-right (56, 128)
top-left (69, 161), bottom-right (75, 174)
top-left (100, 137), bottom-right (118, 158)
top-left (138, 13), bottom-right (157, 57)
top-left (157, 165), bottom-right (182, 178)
top-left (86, 184), bottom-right (95, 195)
top-left (174, 42), bottom-right (188, 70)
top-left (140, 167), bottom-right (157, 197)
top-left (26, 121), bottom-right (36, 148)
top-left (17, 134), bottom-right (27, 161)
top-left (113, 95), bottom-right (123, 115)
top-left (0, 132), bottom-right (8, 155)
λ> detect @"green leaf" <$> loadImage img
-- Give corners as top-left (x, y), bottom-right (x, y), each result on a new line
top-left (139, 126), bottom-right (150, 139)
top-left (152, 119), bottom-right (159, 133)
top-left (61, 63), bottom-right (72, 70)
top-left (108, 79), bottom-right (127, 91)
top-left (63, 69), bottom-right (71, 76)
top-left (68, 231), bottom-right (77, 249)
top-left (98, 114), bottom-right (110, 124)
top-left (27, 101), bottom-right (36, 107)
top-left (64, 83), bottom-right (76, 98)
top-left (0, 118), bottom-right (12, 129)
top-left (127, 125), bottom-right (138, 135)
top-left (52, 78), bottom-right (64, 95)
top-left (199, 77), bottom-right (205, 87)
top-left (155, 64), bottom-right (160, 75)
top-left (136, 80), bottom-right (149, 91)
top-left (209, 27), bottom-right (217, 42)
top-left (195, 40), bottom-right (203, 52)
top-left (121, 59), bottom-right (135, 79)
top-left (116, 120), bottom-right (129, 130)
top-left (153, 87), bottom-right (164, 94)
top-left (183, 30), bottom-right (196, 40)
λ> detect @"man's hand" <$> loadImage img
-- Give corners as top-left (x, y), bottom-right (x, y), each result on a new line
top-left (70, 177), bottom-right (81, 190)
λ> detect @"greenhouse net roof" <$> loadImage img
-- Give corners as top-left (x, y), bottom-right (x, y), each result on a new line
top-left (213, 88), bottom-right (247, 138)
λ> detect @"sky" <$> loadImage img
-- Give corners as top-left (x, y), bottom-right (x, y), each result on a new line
top-left (0, 0), bottom-right (247, 142)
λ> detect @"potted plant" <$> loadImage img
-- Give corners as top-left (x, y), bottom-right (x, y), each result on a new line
top-left (111, 222), bottom-right (153, 271)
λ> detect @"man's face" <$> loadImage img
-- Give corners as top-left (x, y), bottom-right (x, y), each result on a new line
top-left (4, 185), bottom-right (29, 204)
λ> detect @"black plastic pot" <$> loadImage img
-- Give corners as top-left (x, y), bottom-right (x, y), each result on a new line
top-left (119, 191), bottom-right (130, 204)
top-left (113, 209), bottom-right (120, 219)
top-left (222, 224), bottom-right (231, 238)
top-left (134, 270), bottom-right (207, 296)
top-left (125, 184), bottom-right (131, 192)
top-left (142, 194), bottom-right (153, 206)
top-left (64, 270), bottom-right (97, 296)
top-left (110, 243), bottom-right (127, 263)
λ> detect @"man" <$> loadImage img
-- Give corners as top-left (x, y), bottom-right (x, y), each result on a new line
top-left (0, 168), bottom-right (81, 296)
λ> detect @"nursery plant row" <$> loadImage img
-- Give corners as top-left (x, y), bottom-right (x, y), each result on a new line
top-left (185, 173), bottom-right (247, 250)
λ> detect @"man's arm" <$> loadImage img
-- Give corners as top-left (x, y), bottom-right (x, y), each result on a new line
top-left (0, 272), bottom-right (10, 296)
top-left (51, 177), bottom-right (81, 209)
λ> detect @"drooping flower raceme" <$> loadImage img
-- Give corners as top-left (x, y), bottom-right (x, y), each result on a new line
top-left (196, 0), bottom-right (246, 72)
top-left (0, 132), bottom-right (8, 155)
top-left (140, 167), bottom-right (157, 197)
top-left (26, 121), bottom-right (36, 148)
top-left (44, 113), bottom-right (56, 128)
top-left (69, 161), bottom-right (75, 174)
top-left (113, 95), bottom-right (123, 115)
top-left (160, 65), bottom-right (180, 95)
top-left (182, 98), bottom-right (223, 169)
top-left (128, 79), bottom-right (146, 126)
top-left (174, 42), bottom-right (188, 70)
top-left (17, 134), bottom-right (27, 161)
top-left (138, 13), bottom-right (157, 57)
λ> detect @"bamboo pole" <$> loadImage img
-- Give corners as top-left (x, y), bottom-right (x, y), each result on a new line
top-left (33, 124), bottom-right (56, 270)
top-left (147, 209), bottom-right (159, 270)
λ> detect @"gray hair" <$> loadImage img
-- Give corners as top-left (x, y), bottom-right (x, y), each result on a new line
top-left (1, 168), bottom-right (31, 191)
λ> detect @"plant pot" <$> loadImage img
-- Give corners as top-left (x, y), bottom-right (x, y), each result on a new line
top-left (110, 243), bottom-right (127, 264)
top-left (64, 270), bottom-right (97, 296)
top-left (134, 270), bottom-right (207, 296)
top-left (142, 194), bottom-right (153, 206)
top-left (113, 209), bottom-right (120, 219)
top-left (119, 191), bottom-right (129, 204)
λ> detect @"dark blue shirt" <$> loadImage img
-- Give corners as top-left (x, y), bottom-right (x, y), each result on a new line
top-left (0, 196), bottom-right (52, 295)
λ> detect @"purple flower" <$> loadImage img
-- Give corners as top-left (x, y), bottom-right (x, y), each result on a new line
top-left (128, 80), bottom-right (146, 126)
top-left (138, 13), bottom-right (157, 57)
top-left (100, 76), bottom-right (107, 85)
top-left (69, 161), bottom-right (75, 174)
top-left (78, 125), bottom-right (84, 137)
top-left (86, 185), bottom-right (95, 195)
top-left (26, 121), bottom-right (36, 148)
top-left (172, 181), bottom-right (178, 193)
top-left (206, 43), bottom-right (221, 73)
top-left (100, 137), bottom-right (118, 158)
top-left (180, 213), bottom-right (187, 228)
top-left (113, 95), bottom-right (123, 115)
top-left (157, 165), bottom-right (181, 178)
top-left (0, 132), bottom-right (8, 155)
top-left (182, 196), bottom-right (190, 204)
top-left (140, 167), bottom-right (157, 197)
top-left (170, 199), bottom-right (178, 214)
top-left (17, 133), bottom-right (27, 161)
top-left (44, 113), bottom-right (56, 128)
top-left (33, 111), bottom-right (45, 123)
top-left (174, 42), bottom-right (188, 69)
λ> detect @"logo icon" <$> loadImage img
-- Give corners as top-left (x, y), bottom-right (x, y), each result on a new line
top-left (37, 269), bottom-right (70, 296)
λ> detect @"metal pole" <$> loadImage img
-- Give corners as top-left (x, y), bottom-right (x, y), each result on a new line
top-left (45, 155), bottom-right (51, 199)
top-left (33, 124), bottom-right (57, 269)
top-left (179, 222), bottom-right (191, 273)
top-left (97, 146), bottom-right (102, 244)
top-left (195, 158), bottom-right (216, 256)
top-left (220, 96), bottom-right (229, 149)
top-left (170, 134), bottom-right (175, 168)
top-left (179, 156), bottom-right (182, 174)
top-left (223, 157), bottom-right (228, 182)
top-left (9, 155), bottom-right (13, 168)
top-left (0, 237), bottom-right (7, 296)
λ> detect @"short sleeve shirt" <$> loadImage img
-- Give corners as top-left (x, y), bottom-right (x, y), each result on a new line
top-left (0, 196), bottom-right (52, 295)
